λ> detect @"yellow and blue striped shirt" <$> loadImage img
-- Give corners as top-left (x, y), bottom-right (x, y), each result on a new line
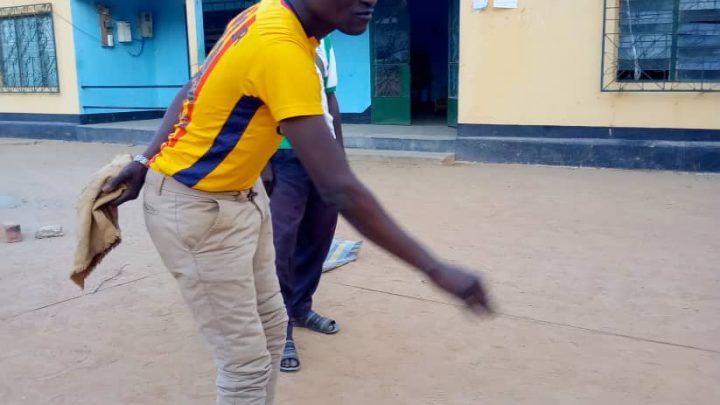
top-left (150, 0), bottom-right (323, 192)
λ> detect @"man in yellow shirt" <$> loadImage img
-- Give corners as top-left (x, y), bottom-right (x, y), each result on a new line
top-left (104, 0), bottom-right (493, 404)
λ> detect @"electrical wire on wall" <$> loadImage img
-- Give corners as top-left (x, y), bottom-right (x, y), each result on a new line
top-left (53, 9), bottom-right (96, 40)
top-left (125, 37), bottom-right (145, 57)
top-left (52, 9), bottom-right (147, 58)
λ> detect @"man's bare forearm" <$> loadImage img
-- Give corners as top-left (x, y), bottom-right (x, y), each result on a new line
top-left (141, 80), bottom-right (192, 159)
top-left (326, 177), bottom-right (441, 275)
top-left (282, 117), bottom-right (441, 276)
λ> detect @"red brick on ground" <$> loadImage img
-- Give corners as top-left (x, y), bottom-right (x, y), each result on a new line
top-left (1, 222), bottom-right (22, 243)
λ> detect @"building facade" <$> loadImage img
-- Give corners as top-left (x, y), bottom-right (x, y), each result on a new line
top-left (455, 0), bottom-right (720, 170)
top-left (1, 0), bottom-right (719, 170)
top-left (0, 0), bottom-right (192, 122)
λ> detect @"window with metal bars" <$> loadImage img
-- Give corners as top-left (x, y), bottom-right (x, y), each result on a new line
top-left (0, 3), bottom-right (59, 93)
top-left (602, 0), bottom-right (720, 92)
top-left (202, 0), bottom-right (259, 13)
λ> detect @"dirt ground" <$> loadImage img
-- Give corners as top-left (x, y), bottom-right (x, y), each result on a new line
top-left (1, 139), bottom-right (719, 405)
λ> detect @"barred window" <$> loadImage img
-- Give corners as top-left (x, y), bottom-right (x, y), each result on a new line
top-left (602, 0), bottom-right (720, 92)
top-left (0, 3), bottom-right (59, 93)
top-left (201, 0), bottom-right (259, 12)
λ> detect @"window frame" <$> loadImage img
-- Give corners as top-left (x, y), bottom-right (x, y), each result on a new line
top-left (601, 0), bottom-right (720, 92)
top-left (0, 3), bottom-right (60, 94)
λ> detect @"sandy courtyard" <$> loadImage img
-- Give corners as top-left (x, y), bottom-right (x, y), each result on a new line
top-left (1, 139), bottom-right (719, 404)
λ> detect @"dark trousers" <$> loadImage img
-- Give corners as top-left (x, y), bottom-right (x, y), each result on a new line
top-left (269, 149), bottom-right (338, 339)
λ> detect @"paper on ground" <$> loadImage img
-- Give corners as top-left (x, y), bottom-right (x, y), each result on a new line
top-left (494, 0), bottom-right (519, 8)
top-left (323, 239), bottom-right (363, 272)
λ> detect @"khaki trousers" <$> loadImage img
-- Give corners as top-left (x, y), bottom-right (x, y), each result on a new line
top-left (143, 169), bottom-right (287, 405)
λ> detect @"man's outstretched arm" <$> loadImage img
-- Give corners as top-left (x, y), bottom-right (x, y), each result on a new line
top-left (281, 115), bottom-right (494, 315)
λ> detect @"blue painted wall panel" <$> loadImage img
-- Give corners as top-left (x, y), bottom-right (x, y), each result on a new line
top-left (71, 0), bottom-right (190, 113)
top-left (330, 31), bottom-right (371, 114)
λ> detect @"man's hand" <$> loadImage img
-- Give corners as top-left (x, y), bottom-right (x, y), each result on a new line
top-left (98, 78), bottom-right (193, 208)
top-left (102, 161), bottom-right (148, 206)
top-left (429, 265), bottom-right (495, 316)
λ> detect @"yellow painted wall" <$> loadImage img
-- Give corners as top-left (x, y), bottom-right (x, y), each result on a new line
top-left (458, 0), bottom-right (720, 130)
top-left (0, 0), bottom-right (80, 114)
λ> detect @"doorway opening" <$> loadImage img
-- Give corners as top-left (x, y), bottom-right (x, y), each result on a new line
top-left (201, 1), bottom-right (256, 55)
top-left (371, 0), bottom-right (459, 127)
top-left (410, 0), bottom-right (449, 126)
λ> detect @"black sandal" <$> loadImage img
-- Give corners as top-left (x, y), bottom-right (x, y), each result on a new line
top-left (292, 311), bottom-right (340, 335)
top-left (280, 340), bottom-right (301, 373)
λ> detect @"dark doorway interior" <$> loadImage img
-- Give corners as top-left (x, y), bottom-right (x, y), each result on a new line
top-left (203, 8), bottom-right (240, 55)
top-left (409, 0), bottom-right (449, 125)
top-left (202, 0), bottom-right (262, 55)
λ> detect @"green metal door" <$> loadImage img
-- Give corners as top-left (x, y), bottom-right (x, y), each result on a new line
top-left (371, 0), bottom-right (411, 125)
top-left (448, 0), bottom-right (459, 127)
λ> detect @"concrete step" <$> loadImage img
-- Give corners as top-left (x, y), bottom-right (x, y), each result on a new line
top-left (343, 123), bottom-right (457, 153)
top-left (73, 121), bottom-right (460, 154)
top-left (76, 123), bottom-right (155, 144)
top-left (343, 134), bottom-right (455, 154)
top-left (456, 136), bottom-right (720, 172)
top-left (0, 121), bottom-right (78, 141)
top-left (346, 149), bottom-right (456, 165)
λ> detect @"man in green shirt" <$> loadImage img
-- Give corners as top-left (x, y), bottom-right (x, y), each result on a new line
top-left (268, 37), bottom-right (343, 372)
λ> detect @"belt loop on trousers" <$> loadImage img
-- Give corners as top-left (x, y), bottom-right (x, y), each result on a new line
top-left (247, 187), bottom-right (264, 220)
top-left (247, 187), bottom-right (258, 202)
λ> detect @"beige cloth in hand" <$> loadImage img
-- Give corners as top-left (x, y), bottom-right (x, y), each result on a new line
top-left (71, 154), bottom-right (131, 288)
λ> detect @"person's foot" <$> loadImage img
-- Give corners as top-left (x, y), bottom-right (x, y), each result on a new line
top-left (292, 310), bottom-right (340, 335)
top-left (280, 339), bottom-right (300, 373)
